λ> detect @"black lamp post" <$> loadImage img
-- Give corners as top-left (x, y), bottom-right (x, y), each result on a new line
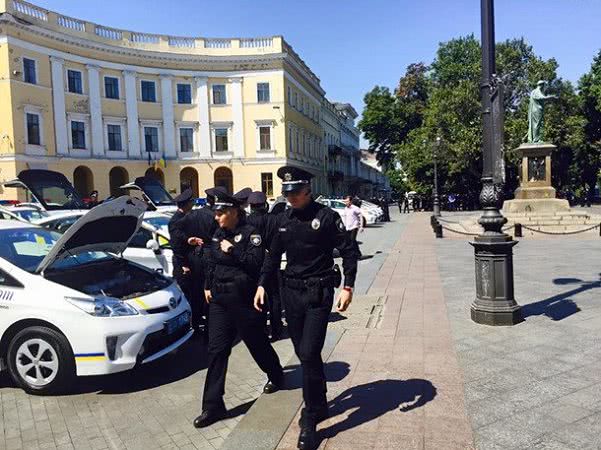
top-left (470, 0), bottom-right (521, 325)
top-left (433, 137), bottom-right (441, 217)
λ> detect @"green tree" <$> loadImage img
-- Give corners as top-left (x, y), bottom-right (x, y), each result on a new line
top-left (577, 50), bottom-right (601, 200)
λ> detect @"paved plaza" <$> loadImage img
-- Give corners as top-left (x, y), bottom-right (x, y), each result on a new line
top-left (3, 210), bottom-right (601, 449)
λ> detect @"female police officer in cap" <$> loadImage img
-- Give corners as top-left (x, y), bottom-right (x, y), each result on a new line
top-left (194, 189), bottom-right (283, 428)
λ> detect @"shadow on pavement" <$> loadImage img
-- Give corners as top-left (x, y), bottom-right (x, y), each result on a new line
top-left (320, 379), bottom-right (436, 440)
top-left (71, 337), bottom-right (208, 395)
top-left (521, 275), bottom-right (601, 321)
top-left (328, 312), bottom-right (347, 323)
top-left (282, 361), bottom-right (351, 390)
top-left (226, 399), bottom-right (256, 419)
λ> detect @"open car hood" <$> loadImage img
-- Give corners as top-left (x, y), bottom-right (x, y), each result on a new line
top-left (119, 177), bottom-right (175, 210)
top-left (36, 196), bottom-right (147, 274)
top-left (3, 170), bottom-right (87, 211)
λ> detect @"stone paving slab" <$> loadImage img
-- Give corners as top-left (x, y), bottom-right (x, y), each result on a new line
top-left (437, 225), bottom-right (601, 449)
top-left (0, 334), bottom-right (295, 450)
top-left (275, 213), bottom-right (474, 450)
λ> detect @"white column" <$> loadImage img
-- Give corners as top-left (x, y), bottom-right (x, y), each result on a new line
top-left (230, 77), bottom-right (244, 158)
top-left (194, 76), bottom-right (211, 158)
top-left (50, 56), bottom-right (68, 155)
top-left (124, 70), bottom-right (141, 158)
top-left (160, 74), bottom-right (176, 158)
top-left (86, 64), bottom-right (104, 157)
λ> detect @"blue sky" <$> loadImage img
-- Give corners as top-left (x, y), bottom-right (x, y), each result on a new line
top-left (34, 0), bottom-right (601, 147)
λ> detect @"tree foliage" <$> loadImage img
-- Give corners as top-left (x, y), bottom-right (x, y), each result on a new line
top-left (360, 35), bottom-right (599, 204)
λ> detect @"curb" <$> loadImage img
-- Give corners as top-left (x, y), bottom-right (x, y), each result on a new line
top-left (220, 328), bottom-right (344, 450)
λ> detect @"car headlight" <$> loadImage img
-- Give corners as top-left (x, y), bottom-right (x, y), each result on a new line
top-left (65, 296), bottom-right (139, 317)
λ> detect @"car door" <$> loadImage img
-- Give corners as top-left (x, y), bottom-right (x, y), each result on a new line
top-left (121, 228), bottom-right (169, 275)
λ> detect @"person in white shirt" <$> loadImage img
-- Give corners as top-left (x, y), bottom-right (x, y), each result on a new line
top-left (342, 195), bottom-right (364, 242)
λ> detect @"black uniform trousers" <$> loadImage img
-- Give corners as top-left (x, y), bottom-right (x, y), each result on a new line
top-left (202, 285), bottom-right (282, 412)
top-left (188, 250), bottom-right (206, 329)
top-left (265, 270), bottom-right (283, 336)
top-left (283, 282), bottom-right (334, 422)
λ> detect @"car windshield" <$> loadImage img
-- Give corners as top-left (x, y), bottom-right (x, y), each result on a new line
top-left (144, 216), bottom-right (170, 232)
top-left (0, 228), bottom-right (111, 273)
top-left (15, 210), bottom-right (48, 221)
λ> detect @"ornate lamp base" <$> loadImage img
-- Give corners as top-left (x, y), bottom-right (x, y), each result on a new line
top-left (470, 236), bottom-right (522, 326)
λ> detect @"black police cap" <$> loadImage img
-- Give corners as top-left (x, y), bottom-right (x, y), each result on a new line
top-left (205, 186), bottom-right (227, 199)
top-left (234, 187), bottom-right (252, 203)
top-left (248, 191), bottom-right (267, 205)
top-left (277, 166), bottom-right (314, 193)
top-left (213, 190), bottom-right (242, 211)
top-left (173, 188), bottom-right (194, 205)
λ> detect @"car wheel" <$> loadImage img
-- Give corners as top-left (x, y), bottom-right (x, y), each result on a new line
top-left (7, 326), bottom-right (75, 395)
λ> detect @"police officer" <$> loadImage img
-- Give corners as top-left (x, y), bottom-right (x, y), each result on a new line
top-left (182, 189), bottom-right (218, 333)
top-left (254, 166), bottom-right (359, 450)
top-left (169, 189), bottom-right (195, 305)
top-left (233, 187), bottom-right (252, 207)
top-left (247, 191), bottom-right (283, 340)
top-left (194, 190), bottom-right (283, 428)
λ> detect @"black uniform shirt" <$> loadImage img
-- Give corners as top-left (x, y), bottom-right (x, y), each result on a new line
top-left (247, 210), bottom-right (278, 249)
top-left (182, 206), bottom-right (218, 261)
top-left (168, 209), bottom-right (189, 268)
top-left (260, 200), bottom-right (360, 288)
top-left (204, 221), bottom-right (265, 290)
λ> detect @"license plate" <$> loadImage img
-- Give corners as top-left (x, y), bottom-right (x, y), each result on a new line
top-left (165, 311), bottom-right (190, 335)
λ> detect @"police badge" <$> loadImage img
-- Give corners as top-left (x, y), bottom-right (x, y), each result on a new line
top-left (311, 218), bottom-right (320, 230)
top-left (250, 234), bottom-right (262, 246)
top-left (284, 172), bottom-right (292, 182)
top-left (234, 234), bottom-right (242, 243)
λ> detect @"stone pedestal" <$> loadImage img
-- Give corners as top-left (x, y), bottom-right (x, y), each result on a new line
top-left (503, 143), bottom-right (569, 214)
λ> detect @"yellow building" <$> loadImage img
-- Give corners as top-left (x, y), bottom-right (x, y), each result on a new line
top-left (0, 0), bottom-right (385, 201)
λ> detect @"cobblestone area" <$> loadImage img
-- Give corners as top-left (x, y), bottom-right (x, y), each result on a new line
top-left (438, 229), bottom-right (601, 449)
top-left (0, 335), bottom-right (295, 450)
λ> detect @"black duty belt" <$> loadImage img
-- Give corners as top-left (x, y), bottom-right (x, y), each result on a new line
top-left (283, 271), bottom-right (341, 290)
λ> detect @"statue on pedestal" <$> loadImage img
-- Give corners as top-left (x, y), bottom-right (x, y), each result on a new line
top-left (527, 80), bottom-right (557, 144)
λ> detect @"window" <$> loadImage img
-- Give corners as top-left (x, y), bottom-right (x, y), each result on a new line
top-left (257, 83), bottom-right (270, 103)
top-left (259, 126), bottom-right (271, 150)
top-left (67, 70), bottom-right (83, 94)
top-left (0, 269), bottom-right (23, 288)
top-left (144, 127), bottom-right (159, 152)
top-left (293, 92), bottom-right (298, 108)
top-left (212, 85), bottom-right (226, 105)
top-left (129, 228), bottom-right (153, 248)
top-left (287, 86), bottom-right (291, 106)
top-left (179, 128), bottom-right (194, 152)
top-left (71, 121), bottom-right (86, 149)
top-left (23, 58), bottom-right (36, 84)
top-left (261, 173), bottom-right (273, 197)
top-left (141, 81), bottom-right (156, 102)
top-left (104, 77), bottom-right (119, 99)
top-left (215, 128), bottom-right (228, 152)
top-left (177, 84), bottom-right (192, 104)
top-left (107, 124), bottom-right (122, 151)
top-left (26, 113), bottom-right (40, 146)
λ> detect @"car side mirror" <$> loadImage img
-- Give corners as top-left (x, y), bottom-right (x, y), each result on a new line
top-left (146, 239), bottom-right (160, 252)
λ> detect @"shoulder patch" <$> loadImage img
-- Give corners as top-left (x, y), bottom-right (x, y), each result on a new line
top-left (250, 234), bottom-right (262, 246)
top-left (234, 234), bottom-right (242, 243)
top-left (336, 217), bottom-right (346, 232)
top-left (311, 218), bottom-right (321, 230)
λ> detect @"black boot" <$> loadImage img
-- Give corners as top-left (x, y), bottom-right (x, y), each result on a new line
top-left (263, 371), bottom-right (284, 394)
top-left (297, 424), bottom-right (318, 450)
top-left (193, 407), bottom-right (226, 428)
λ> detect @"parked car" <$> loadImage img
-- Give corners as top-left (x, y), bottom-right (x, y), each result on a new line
top-left (0, 196), bottom-right (192, 395)
top-left (35, 210), bottom-right (175, 277)
top-left (4, 205), bottom-right (49, 223)
top-left (120, 177), bottom-right (178, 215)
top-left (315, 197), bottom-right (379, 226)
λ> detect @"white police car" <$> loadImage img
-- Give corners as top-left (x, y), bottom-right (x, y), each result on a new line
top-left (0, 196), bottom-right (192, 395)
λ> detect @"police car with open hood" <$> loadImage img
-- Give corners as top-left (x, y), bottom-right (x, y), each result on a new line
top-left (0, 196), bottom-right (192, 394)
top-left (119, 177), bottom-right (178, 215)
